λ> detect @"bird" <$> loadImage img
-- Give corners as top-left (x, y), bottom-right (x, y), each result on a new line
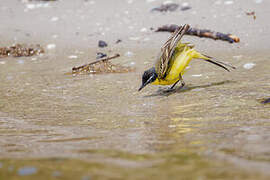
top-left (138, 24), bottom-right (235, 91)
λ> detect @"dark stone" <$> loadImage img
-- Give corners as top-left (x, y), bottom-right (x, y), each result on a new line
top-left (98, 40), bottom-right (108, 48)
top-left (115, 39), bottom-right (122, 44)
top-left (180, 6), bottom-right (191, 11)
top-left (151, 3), bottom-right (179, 12)
top-left (96, 52), bottom-right (107, 59)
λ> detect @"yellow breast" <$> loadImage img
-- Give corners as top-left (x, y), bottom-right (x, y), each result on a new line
top-left (152, 46), bottom-right (196, 86)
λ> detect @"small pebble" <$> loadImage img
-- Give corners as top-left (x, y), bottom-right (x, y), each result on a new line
top-left (47, 44), bottom-right (56, 50)
top-left (181, 6), bottom-right (191, 11)
top-left (26, 3), bottom-right (49, 9)
top-left (50, 17), bottom-right (59, 22)
top-left (125, 51), bottom-right (134, 57)
top-left (168, 125), bottom-right (176, 128)
top-left (140, 28), bottom-right (148, 32)
top-left (224, 0), bottom-right (234, 5)
top-left (115, 39), bottom-right (122, 44)
top-left (181, 2), bottom-right (191, 11)
top-left (68, 55), bottom-right (78, 59)
top-left (98, 40), bottom-right (108, 48)
top-left (243, 63), bottom-right (256, 69)
top-left (192, 74), bottom-right (202, 77)
top-left (152, 2), bottom-right (179, 12)
top-left (96, 52), bottom-right (107, 59)
top-left (181, 2), bottom-right (189, 7)
top-left (17, 167), bottom-right (37, 176)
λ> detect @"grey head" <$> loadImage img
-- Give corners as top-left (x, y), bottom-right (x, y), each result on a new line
top-left (138, 67), bottom-right (158, 91)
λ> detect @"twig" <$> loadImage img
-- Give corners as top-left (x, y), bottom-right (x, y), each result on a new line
top-left (155, 24), bottom-right (240, 43)
top-left (72, 54), bottom-right (120, 73)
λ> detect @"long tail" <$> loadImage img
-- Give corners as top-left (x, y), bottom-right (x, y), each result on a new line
top-left (193, 51), bottom-right (236, 72)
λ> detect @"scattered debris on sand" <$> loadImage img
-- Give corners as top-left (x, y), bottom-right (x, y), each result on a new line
top-left (151, 3), bottom-right (179, 12)
top-left (180, 5), bottom-right (191, 11)
top-left (0, 44), bottom-right (44, 58)
top-left (71, 54), bottom-right (134, 75)
top-left (246, 11), bottom-right (256, 20)
top-left (151, 2), bottom-right (191, 12)
top-left (155, 24), bottom-right (240, 43)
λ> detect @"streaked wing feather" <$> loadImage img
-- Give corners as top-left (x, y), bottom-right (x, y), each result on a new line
top-left (155, 24), bottom-right (190, 79)
top-left (202, 54), bottom-right (236, 69)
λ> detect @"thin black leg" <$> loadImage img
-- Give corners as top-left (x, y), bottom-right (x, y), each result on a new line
top-left (168, 74), bottom-right (185, 91)
top-left (178, 79), bottom-right (185, 89)
top-left (170, 80), bottom-right (179, 89)
top-left (177, 74), bottom-right (185, 90)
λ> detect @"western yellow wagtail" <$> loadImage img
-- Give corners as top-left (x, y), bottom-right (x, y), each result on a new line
top-left (138, 24), bottom-right (235, 91)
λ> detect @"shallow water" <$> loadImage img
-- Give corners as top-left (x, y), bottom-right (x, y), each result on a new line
top-left (1, 0), bottom-right (270, 179)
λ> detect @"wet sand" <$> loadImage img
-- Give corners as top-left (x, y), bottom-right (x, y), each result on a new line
top-left (0, 0), bottom-right (270, 179)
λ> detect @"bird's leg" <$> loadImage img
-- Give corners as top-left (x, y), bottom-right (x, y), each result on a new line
top-left (178, 74), bottom-right (185, 89)
top-left (170, 74), bottom-right (185, 89)
top-left (170, 80), bottom-right (179, 89)
top-left (170, 74), bottom-right (185, 90)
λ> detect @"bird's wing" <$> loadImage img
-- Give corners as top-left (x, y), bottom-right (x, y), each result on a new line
top-left (155, 24), bottom-right (190, 79)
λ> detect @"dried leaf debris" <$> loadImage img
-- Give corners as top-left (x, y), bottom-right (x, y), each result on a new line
top-left (0, 44), bottom-right (44, 58)
top-left (246, 11), bottom-right (256, 20)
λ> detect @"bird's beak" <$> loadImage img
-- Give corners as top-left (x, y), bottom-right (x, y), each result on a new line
top-left (138, 83), bottom-right (146, 91)
top-left (138, 75), bottom-right (155, 91)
